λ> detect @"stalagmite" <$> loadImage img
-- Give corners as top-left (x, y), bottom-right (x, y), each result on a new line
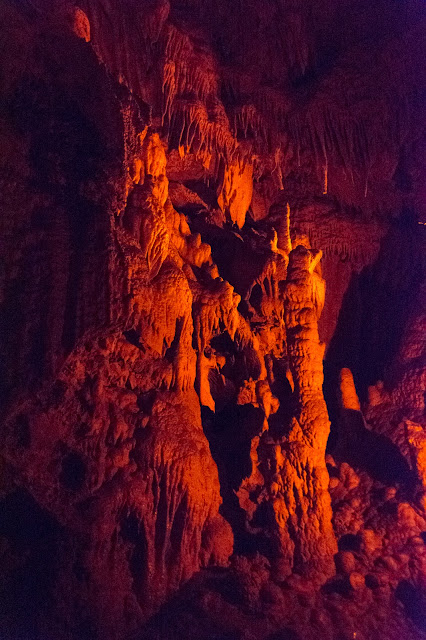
top-left (271, 201), bottom-right (292, 254)
top-left (277, 244), bottom-right (337, 577)
top-left (340, 368), bottom-right (361, 411)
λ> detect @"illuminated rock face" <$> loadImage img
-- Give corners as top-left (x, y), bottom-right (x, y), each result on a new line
top-left (280, 245), bottom-right (337, 577)
top-left (0, 1), bottom-right (425, 639)
top-left (363, 280), bottom-right (426, 506)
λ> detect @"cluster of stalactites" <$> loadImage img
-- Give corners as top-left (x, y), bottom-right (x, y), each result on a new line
top-left (295, 209), bottom-right (386, 271)
top-left (159, 18), bottom-right (406, 208)
top-left (161, 24), bottom-right (236, 165)
top-left (74, 0), bottom-right (417, 220)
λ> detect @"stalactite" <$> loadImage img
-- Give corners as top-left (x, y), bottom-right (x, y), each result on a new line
top-left (294, 206), bottom-right (386, 270)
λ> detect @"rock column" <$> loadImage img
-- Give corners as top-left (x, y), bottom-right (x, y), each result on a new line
top-left (274, 244), bottom-right (336, 578)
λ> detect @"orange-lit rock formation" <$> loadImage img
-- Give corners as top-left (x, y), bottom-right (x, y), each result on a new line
top-left (0, 0), bottom-right (425, 639)
top-left (278, 244), bottom-right (337, 577)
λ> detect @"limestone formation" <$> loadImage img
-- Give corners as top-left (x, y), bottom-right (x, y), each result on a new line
top-left (0, 1), bottom-right (425, 639)
top-left (279, 245), bottom-right (337, 577)
top-left (217, 158), bottom-right (254, 229)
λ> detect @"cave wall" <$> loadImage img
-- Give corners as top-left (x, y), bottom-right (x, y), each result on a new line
top-left (0, 7), bottom-right (125, 405)
top-left (0, 1), bottom-right (425, 639)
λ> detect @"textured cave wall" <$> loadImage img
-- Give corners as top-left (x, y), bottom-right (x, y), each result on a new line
top-left (0, 0), bottom-right (425, 639)
top-left (0, 5), bottom-right (232, 637)
top-left (0, 6), bottom-right (125, 406)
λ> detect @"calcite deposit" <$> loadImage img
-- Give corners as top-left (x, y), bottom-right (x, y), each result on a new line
top-left (0, 1), bottom-right (425, 639)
